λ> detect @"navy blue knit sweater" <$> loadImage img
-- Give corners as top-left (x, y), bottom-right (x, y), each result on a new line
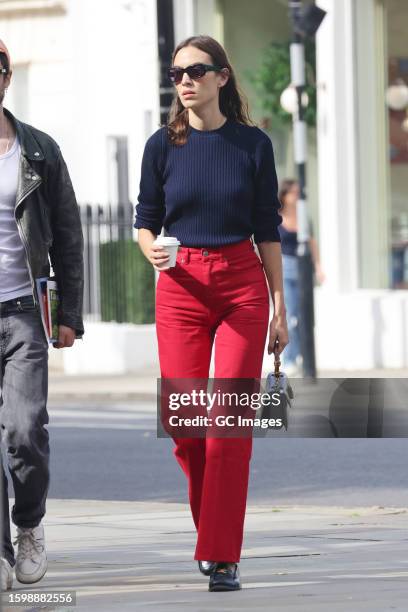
top-left (134, 118), bottom-right (282, 247)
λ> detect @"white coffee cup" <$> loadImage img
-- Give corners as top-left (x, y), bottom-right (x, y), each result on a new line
top-left (153, 236), bottom-right (181, 269)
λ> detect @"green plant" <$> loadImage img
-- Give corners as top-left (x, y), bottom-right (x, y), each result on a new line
top-left (248, 39), bottom-right (317, 128)
top-left (99, 240), bottom-right (155, 324)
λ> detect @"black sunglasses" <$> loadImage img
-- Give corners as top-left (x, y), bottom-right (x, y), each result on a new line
top-left (0, 68), bottom-right (7, 75)
top-left (167, 63), bottom-right (223, 85)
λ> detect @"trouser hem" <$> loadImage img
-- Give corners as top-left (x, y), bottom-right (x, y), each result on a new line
top-left (194, 552), bottom-right (240, 563)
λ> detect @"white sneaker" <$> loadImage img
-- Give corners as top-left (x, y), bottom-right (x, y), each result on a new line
top-left (14, 523), bottom-right (48, 584)
top-left (1, 557), bottom-right (13, 591)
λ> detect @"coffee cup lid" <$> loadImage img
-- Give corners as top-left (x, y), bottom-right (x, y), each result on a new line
top-left (154, 236), bottom-right (180, 245)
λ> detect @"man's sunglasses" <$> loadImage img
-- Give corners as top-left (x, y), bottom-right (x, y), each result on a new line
top-left (0, 68), bottom-right (7, 75)
top-left (167, 63), bottom-right (223, 85)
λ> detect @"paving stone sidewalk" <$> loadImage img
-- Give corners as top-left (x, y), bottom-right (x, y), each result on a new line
top-left (2, 500), bottom-right (408, 611)
top-left (48, 367), bottom-right (408, 402)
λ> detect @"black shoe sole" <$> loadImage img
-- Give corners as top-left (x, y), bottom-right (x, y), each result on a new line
top-left (209, 583), bottom-right (242, 592)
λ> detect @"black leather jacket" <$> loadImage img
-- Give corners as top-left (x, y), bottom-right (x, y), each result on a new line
top-left (4, 108), bottom-right (84, 336)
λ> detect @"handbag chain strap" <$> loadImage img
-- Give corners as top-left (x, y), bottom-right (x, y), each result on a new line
top-left (274, 340), bottom-right (281, 379)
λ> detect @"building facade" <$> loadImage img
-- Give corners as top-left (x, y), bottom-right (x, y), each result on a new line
top-left (1, 0), bottom-right (160, 206)
top-left (1, 0), bottom-right (407, 371)
top-left (315, 0), bottom-right (408, 368)
top-left (180, 0), bottom-right (408, 369)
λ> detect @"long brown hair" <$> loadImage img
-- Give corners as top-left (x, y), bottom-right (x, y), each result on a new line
top-left (279, 178), bottom-right (298, 211)
top-left (0, 52), bottom-right (9, 73)
top-left (166, 35), bottom-right (254, 146)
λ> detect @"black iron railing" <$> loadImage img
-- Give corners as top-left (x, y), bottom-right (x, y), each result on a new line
top-left (80, 203), bottom-right (155, 324)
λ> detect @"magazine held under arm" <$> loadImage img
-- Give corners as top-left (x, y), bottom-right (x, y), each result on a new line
top-left (36, 277), bottom-right (60, 343)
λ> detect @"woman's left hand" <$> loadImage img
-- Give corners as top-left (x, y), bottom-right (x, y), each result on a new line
top-left (267, 313), bottom-right (289, 355)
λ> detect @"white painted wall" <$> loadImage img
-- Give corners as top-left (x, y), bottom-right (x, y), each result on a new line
top-left (1, 0), bottom-right (160, 205)
top-left (61, 322), bottom-right (159, 375)
top-left (315, 287), bottom-right (408, 369)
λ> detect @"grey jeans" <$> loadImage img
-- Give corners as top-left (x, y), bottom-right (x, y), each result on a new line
top-left (0, 294), bottom-right (49, 567)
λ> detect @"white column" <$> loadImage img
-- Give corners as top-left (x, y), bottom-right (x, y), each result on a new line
top-left (173, 0), bottom-right (196, 43)
top-left (315, 0), bottom-right (360, 293)
top-left (353, 0), bottom-right (389, 289)
top-left (195, 0), bottom-right (224, 42)
top-left (316, 0), bottom-right (390, 292)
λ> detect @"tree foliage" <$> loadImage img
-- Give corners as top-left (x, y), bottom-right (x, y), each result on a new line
top-left (248, 39), bottom-right (317, 128)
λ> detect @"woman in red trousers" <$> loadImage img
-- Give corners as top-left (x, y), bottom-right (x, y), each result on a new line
top-left (135, 35), bottom-right (288, 592)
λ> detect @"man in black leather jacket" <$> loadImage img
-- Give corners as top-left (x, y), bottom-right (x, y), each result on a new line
top-left (0, 40), bottom-right (84, 590)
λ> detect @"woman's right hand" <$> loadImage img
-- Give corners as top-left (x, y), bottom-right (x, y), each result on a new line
top-left (314, 262), bottom-right (326, 285)
top-left (149, 244), bottom-right (170, 271)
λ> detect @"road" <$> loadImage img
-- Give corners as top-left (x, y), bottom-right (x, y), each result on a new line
top-left (45, 399), bottom-right (408, 506)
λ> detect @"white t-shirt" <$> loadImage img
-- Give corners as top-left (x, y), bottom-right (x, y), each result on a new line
top-left (0, 135), bottom-right (33, 302)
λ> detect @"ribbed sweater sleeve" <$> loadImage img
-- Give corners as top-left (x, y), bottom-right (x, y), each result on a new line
top-left (253, 133), bottom-right (283, 244)
top-left (134, 131), bottom-right (165, 235)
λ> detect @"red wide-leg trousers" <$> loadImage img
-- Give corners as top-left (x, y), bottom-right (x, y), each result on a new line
top-left (155, 238), bottom-right (270, 562)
